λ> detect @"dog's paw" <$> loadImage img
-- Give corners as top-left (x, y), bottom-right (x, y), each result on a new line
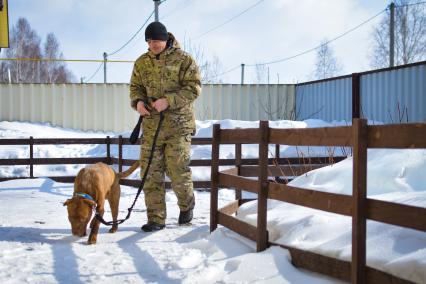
top-left (88, 235), bottom-right (97, 245)
top-left (109, 226), bottom-right (118, 233)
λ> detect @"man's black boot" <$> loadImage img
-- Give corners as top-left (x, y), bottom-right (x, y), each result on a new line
top-left (179, 197), bottom-right (195, 225)
top-left (141, 221), bottom-right (165, 232)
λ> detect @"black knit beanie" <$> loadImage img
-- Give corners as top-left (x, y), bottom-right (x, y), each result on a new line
top-left (145, 22), bottom-right (168, 41)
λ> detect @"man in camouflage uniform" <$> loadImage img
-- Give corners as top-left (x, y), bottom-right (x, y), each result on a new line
top-left (129, 21), bottom-right (201, 232)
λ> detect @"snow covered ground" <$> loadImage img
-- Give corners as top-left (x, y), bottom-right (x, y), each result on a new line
top-left (0, 120), bottom-right (425, 284)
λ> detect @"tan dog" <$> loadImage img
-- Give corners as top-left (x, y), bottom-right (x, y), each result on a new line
top-left (64, 162), bottom-right (139, 244)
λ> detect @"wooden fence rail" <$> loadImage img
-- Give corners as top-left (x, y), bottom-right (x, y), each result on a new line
top-left (0, 136), bottom-right (344, 189)
top-left (210, 119), bottom-right (426, 284)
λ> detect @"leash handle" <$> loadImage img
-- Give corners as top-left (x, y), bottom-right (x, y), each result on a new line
top-left (129, 97), bottom-right (164, 145)
top-left (129, 115), bottom-right (143, 144)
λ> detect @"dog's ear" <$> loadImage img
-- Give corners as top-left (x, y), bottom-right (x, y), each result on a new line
top-left (63, 199), bottom-right (73, 206)
top-left (83, 199), bottom-right (96, 208)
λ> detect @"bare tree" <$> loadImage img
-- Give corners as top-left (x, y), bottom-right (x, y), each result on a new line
top-left (255, 63), bottom-right (268, 84)
top-left (313, 39), bottom-right (343, 79)
top-left (41, 33), bottom-right (75, 83)
top-left (4, 18), bottom-right (42, 83)
top-left (182, 36), bottom-right (223, 84)
top-left (1, 18), bottom-right (75, 83)
top-left (253, 64), bottom-right (292, 120)
top-left (0, 58), bottom-right (8, 82)
top-left (42, 33), bottom-right (61, 83)
top-left (200, 55), bottom-right (223, 84)
top-left (255, 64), bottom-right (274, 119)
top-left (370, 0), bottom-right (426, 68)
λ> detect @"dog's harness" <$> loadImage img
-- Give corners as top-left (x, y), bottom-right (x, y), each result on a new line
top-left (94, 109), bottom-right (165, 226)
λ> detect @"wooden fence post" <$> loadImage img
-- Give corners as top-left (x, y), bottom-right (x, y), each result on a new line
top-left (275, 144), bottom-right (280, 160)
top-left (257, 121), bottom-right (269, 252)
top-left (210, 124), bottom-right (221, 232)
top-left (352, 118), bottom-right (368, 284)
top-left (235, 143), bottom-right (242, 201)
top-left (352, 73), bottom-right (361, 119)
top-left (29, 136), bottom-right (34, 178)
top-left (275, 144), bottom-right (280, 181)
top-left (118, 135), bottom-right (123, 172)
top-left (106, 136), bottom-right (111, 164)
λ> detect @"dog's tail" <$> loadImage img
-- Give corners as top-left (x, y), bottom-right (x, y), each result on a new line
top-left (117, 161), bottom-right (140, 179)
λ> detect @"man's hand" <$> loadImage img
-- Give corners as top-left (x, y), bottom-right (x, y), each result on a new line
top-left (136, 101), bottom-right (150, 117)
top-left (151, 98), bottom-right (169, 112)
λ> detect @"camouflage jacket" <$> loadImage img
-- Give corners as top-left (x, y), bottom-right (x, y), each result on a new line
top-left (130, 33), bottom-right (201, 136)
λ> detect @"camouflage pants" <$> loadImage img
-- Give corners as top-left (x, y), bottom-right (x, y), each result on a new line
top-left (140, 130), bottom-right (193, 225)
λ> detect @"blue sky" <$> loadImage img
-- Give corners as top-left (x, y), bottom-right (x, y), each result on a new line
top-left (4, 0), bottom-right (390, 83)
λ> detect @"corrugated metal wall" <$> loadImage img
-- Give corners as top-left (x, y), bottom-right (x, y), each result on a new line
top-left (361, 64), bottom-right (426, 123)
top-left (197, 84), bottom-right (295, 121)
top-left (295, 77), bottom-right (352, 122)
top-left (3, 62), bottom-right (422, 131)
top-left (295, 62), bottom-right (426, 124)
top-left (0, 83), bottom-right (295, 132)
top-left (0, 83), bottom-right (137, 132)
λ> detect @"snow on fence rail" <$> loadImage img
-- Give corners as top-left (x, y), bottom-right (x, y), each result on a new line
top-left (210, 119), bottom-right (426, 284)
top-left (0, 137), bottom-right (343, 189)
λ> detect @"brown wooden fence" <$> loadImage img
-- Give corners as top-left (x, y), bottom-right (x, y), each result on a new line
top-left (210, 119), bottom-right (426, 284)
top-left (0, 136), bottom-right (344, 189)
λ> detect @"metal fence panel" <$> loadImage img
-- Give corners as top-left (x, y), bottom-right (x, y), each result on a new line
top-left (295, 62), bottom-right (426, 124)
top-left (196, 84), bottom-right (295, 121)
top-left (295, 77), bottom-right (352, 122)
top-left (0, 83), bottom-right (137, 132)
top-left (361, 64), bottom-right (426, 123)
top-left (0, 83), bottom-right (295, 132)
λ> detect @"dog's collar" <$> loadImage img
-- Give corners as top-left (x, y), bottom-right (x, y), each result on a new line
top-left (74, 192), bottom-right (95, 202)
